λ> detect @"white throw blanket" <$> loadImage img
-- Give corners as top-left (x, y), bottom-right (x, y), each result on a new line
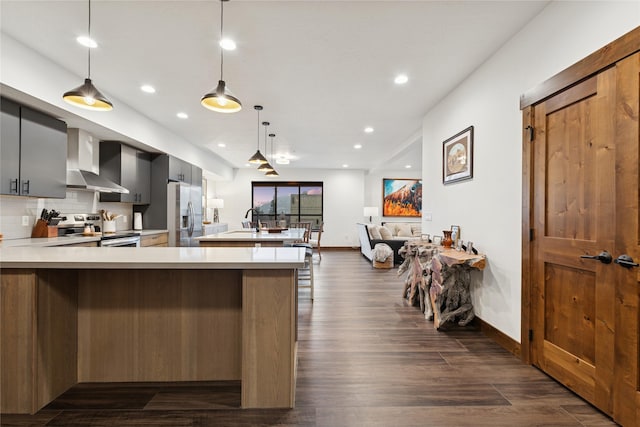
top-left (372, 243), bottom-right (393, 262)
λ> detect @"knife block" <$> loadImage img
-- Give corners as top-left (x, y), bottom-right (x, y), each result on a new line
top-left (31, 219), bottom-right (58, 238)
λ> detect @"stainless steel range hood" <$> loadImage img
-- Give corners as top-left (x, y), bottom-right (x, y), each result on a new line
top-left (66, 128), bottom-right (129, 194)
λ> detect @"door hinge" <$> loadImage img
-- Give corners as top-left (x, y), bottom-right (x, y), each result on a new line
top-left (525, 125), bottom-right (534, 142)
top-left (529, 329), bottom-right (533, 341)
top-left (529, 228), bottom-right (534, 241)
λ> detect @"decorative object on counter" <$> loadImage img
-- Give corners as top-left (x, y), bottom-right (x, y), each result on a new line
top-left (201, 0), bottom-right (242, 113)
top-left (450, 225), bottom-right (460, 244)
top-left (62, 0), bottom-right (113, 111)
top-left (442, 230), bottom-right (453, 248)
top-left (443, 126), bottom-right (474, 184)
top-left (382, 178), bottom-right (422, 217)
top-left (209, 198), bottom-right (224, 223)
top-left (432, 235), bottom-right (442, 246)
top-left (466, 241), bottom-right (474, 254)
top-left (248, 106), bottom-right (268, 164)
top-left (363, 206), bottom-right (378, 223)
top-left (455, 239), bottom-right (464, 251)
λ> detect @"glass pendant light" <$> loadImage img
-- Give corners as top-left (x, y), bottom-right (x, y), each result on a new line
top-left (201, 0), bottom-right (241, 113)
top-left (265, 133), bottom-right (279, 177)
top-left (258, 122), bottom-right (274, 172)
top-left (63, 0), bottom-right (113, 111)
top-left (248, 105), bottom-right (268, 164)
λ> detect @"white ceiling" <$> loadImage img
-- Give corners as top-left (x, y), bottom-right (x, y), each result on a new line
top-left (0, 0), bottom-right (548, 173)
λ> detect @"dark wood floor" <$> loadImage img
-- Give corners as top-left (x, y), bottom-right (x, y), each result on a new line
top-left (1, 251), bottom-right (616, 426)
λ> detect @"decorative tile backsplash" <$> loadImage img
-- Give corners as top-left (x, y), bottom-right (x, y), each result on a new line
top-left (0, 191), bottom-right (133, 240)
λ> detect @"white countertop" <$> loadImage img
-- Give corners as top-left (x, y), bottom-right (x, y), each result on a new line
top-left (197, 228), bottom-right (305, 242)
top-left (0, 246), bottom-right (306, 269)
top-left (0, 229), bottom-right (168, 248)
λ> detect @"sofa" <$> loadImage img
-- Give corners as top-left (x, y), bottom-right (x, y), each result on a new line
top-left (357, 222), bottom-right (422, 265)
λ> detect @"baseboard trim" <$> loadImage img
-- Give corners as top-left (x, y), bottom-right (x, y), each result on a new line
top-left (476, 317), bottom-right (521, 358)
top-left (320, 247), bottom-right (360, 251)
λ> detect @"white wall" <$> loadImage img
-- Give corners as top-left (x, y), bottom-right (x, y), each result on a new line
top-left (209, 167), bottom-right (366, 247)
top-left (422, 2), bottom-right (639, 341)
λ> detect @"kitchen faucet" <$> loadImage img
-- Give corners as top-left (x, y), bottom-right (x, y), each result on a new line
top-left (244, 208), bottom-right (260, 232)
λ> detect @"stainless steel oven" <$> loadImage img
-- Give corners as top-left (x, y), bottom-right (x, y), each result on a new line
top-left (99, 233), bottom-right (141, 247)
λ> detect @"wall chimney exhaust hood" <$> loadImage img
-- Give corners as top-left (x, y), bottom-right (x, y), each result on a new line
top-left (66, 128), bottom-right (129, 194)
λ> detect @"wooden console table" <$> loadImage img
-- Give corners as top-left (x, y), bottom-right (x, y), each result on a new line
top-left (398, 241), bottom-right (486, 329)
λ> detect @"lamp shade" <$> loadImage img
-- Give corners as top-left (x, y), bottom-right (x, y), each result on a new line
top-left (201, 80), bottom-right (242, 113)
top-left (363, 207), bottom-right (379, 217)
top-left (63, 78), bottom-right (113, 111)
top-left (209, 198), bottom-right (224, 208)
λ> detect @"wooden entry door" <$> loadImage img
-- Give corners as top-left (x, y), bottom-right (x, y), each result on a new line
top-left (529, 52), bottom-right (639, 424)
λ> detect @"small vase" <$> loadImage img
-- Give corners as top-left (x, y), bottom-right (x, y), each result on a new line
top-left (442, 230), bottom-right (453, 248)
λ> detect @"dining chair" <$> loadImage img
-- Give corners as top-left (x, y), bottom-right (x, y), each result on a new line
top-left (289, 221), bottom-right (313, 301)
top-left (309, 221), bottom-right (323, 261)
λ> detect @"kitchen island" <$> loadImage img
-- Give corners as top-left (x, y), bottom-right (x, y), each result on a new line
top-left (0, 246), bottom-right (305, 414)
top-left (197, 228), bottom-right (305, 247)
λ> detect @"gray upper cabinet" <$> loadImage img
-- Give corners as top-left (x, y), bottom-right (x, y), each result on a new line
top-left (168, 156), bottom-right (192, 183)
top-left (100, 141), bottom-right (151, 204)
top-left (0, 97), bottom-right (67, 198)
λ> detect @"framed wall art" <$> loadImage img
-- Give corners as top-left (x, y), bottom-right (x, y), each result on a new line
top-left (382, 178), bottom-right (422, 217)
top-left (443, 126), bottom-right (474, 184)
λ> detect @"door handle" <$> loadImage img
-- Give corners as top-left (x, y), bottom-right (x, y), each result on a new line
top-left (580, 250), bottom-right (612, 264)
top-left (614, 254), bottom-right (639, 269)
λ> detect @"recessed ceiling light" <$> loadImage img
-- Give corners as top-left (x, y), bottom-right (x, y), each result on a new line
top-left (176, 112), bottom-right (189, 119)
top-left (394, 74), bottom-right (409, 85)
top-left (342, 164), bottom-right (349, 168)
top-left (220, 38), bottom-right (236, 50)
top-left (364, 127), bottom-right (374, 133)
top-left (354, 144), bottom-right (362, 149)
top-left (405, 165), bottom-right (412, 169)
top-left (76, 36), bottom-right (97, 48)
top-left (218, 143), bottom-right (226, 148)
top-left (140, 85), bottom-right (156, 93)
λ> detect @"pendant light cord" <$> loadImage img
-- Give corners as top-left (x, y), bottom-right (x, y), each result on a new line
top-left (87, 0), bottom-right (92, 79)
top-left (256, 108), bottom-right (260, 150)
top-left (219, 0), bottom-right (224, 80)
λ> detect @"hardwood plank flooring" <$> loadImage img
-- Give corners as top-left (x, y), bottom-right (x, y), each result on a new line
top-left (0, 251), bottom-right (615, 426)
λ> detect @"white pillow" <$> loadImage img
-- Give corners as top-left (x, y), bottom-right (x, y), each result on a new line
top-left (379, 226), bottom-right (393, 240)
top-left (411, 224), bottom-right (422, 236)
top-left (397, 223), bottom-right (413, 237)
top-left (369, 225), bottom-right (382, 240)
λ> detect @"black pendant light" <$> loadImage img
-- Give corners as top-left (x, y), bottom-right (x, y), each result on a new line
top-left (265, 133), bottom-right (279, 177)
top-left (201, 0), bottom-right (241, 113)
top-left (63, 0), bottom-right (113, 111)
top-left (258, 122), bottom-right (274, 173)
top-left (248, 105), bottom-right (268, 164)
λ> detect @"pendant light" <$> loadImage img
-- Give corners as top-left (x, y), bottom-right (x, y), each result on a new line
top-left (258, 122), bottom-right (274, 173)
top-left (63, 0), bottom-right (113, 111)
top-left (265, 133), bottom-right (279, 177)
top-left (201, 0), bottom-right (241, 113)
top-left (248, 105), bottom-right (268, 164)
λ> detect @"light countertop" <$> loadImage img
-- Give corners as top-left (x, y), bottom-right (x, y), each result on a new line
top-left (0, 246), bottom-right (306, 269)
top-left (0, 229), bottom-right (168, 248)
top-left (197, 228), bottom-right (305, 242)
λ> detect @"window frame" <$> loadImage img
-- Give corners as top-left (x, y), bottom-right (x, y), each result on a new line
top-left (251, 181), bottom-right (323, 229)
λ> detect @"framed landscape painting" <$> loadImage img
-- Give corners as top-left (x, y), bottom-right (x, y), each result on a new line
top-left (443, 126), bottom-right (474, 184)
top-left (382, 178), bottom-right (422, 217)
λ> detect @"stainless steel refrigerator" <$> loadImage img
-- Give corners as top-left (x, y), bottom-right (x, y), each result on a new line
top-left (167, 181), bottom-right (202, 247)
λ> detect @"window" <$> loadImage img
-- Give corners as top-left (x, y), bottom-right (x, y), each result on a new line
top-left (252, 181), bottom-right (323, 229)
